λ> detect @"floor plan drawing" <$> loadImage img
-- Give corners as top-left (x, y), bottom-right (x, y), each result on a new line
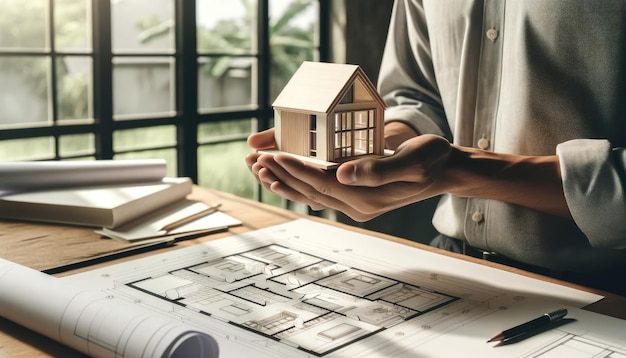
top-left (127, 244), bottom-right (457, 356)
top-left (522, 332), bottom-right (626, 358)
top-left (58, 219), bottom-right (626, 358)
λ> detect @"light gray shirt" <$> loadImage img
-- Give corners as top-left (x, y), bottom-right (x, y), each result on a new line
top-left (378, 0), bottom-right (626, 271)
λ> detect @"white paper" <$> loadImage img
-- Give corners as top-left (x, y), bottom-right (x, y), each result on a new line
top-left (97, 200), bottom-right (242, 242)
top-left (58, 219), bottom-right (625, 358)
top-left (0, 259), bottom-right (218, 358)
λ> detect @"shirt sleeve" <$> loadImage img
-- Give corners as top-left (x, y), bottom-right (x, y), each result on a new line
top-left (557, 139), bottom-right (626, 249)
top-left (377, 0), bottom-right (452, 140)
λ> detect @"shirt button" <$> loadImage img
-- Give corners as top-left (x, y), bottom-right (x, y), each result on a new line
top-left (486, 28), bottom-right (498, 41)
top-left (471, 211), bottom-right (484, 223)
top-left (477, 137), bottom-right (489, 150)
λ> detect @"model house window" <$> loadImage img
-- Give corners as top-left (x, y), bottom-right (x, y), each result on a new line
top-left (309, 114), bottom-right (317, 157)
top-left (354, 110), bottom-right (375, 155)
top-left (333, 109), bottom-right (375, 159)
top-left (334, 111), bottom-right (352, 158)
top-left (0, 0), bottom-right (327, 206)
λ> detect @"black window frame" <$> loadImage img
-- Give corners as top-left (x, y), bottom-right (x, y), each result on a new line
top-left (0, 0), bottom-right (330, 202)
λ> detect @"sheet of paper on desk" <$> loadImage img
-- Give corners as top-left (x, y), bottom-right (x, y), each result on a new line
top-left (97, 199), bottom-right (242, 242)
top-left (57, 219), bottom-right (626, 358)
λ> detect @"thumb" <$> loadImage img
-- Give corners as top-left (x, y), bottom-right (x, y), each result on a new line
top-left (336, 157), bottom-right (389, 186)
top-left (247, 128), bottom-right (276, 150)
top-left (336, 161), bottom-right (359, 185)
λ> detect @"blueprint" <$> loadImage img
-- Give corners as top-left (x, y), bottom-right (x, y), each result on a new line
top-left (54, 218), bottom-right (626, 357)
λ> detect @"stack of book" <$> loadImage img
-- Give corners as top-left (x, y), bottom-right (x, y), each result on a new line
top-left (0, 160), bottom-right (241, 241)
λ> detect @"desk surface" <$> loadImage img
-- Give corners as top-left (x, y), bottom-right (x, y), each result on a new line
top-left (1, 186), bottom-right (625, 357)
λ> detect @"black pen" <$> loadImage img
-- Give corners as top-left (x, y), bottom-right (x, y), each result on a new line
top-left (487, 308), bottom-right (568, 343)
top-left (41, 226), bottom-right (228, 275)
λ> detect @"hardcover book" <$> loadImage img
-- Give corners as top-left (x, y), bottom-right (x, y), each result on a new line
top-left (0, 177), bottom-right (192, 228)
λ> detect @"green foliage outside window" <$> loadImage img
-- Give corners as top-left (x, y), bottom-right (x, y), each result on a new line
top-left (0, 0), bottom-right (318, 208)
top-left (0, 0), bottom-right (91, 126)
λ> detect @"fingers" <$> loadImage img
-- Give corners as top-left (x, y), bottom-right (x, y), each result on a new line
top-left (268, 179), bottom-right (327, 211)
top-left (248, 153), bottom-right (320, 210)
top-left (260, 154), bottom-right (343, 208)
top-left (245, 152), bottom-right (260, 170)
top-left (247, 128), bottom-right (276, 150)
top-left (266, 154), bottom-right (388, 220)
top-left (249, 152), bottom-right (430, 222)
top-left (245, 152), bottom-right (262, 184)
top-left (246, 139), bottom-right (332, 213)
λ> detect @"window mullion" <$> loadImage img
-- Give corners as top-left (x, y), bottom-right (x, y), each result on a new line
top-left (47, 0), bottom-right (61, 159)
top-left (257, 0), bottom-right (271, 131)
top-left (92, 0), bottom-right (114, 159)
top-left (175, 0), bottom-right (199, 181)
top-left (253, 0), bottom-right (271, 203)
top-left (318, 0), bottom-right (330, 62)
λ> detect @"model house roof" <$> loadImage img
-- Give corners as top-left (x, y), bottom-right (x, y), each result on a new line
top-left (272, 61), bottom-right (386, 114)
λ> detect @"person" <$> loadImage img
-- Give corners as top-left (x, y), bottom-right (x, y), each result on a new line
top-left (246, 0), bottom-right (626, 293)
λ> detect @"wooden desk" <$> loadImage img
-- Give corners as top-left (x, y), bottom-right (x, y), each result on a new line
top-left (1, 186), bottom-right (625, 357)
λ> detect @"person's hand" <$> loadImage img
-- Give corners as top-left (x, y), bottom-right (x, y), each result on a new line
top-left (246, 128), bottom-right (278, 186)
top-left (245, 122), bottom-right (420, 195)
top-left (245, 128), bottom-right (571, 219)
top-left (247, 133), bottom-right (452, 221)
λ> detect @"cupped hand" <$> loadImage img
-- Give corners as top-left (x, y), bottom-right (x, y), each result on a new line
top-left (245, 128), bottom-right (277, 185)
top-left (246, 133), bottom-right (452, 221)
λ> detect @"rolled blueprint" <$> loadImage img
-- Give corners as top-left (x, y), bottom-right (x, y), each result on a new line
top-left (0, 159), bottom-right (168, 192)
top-left (0, 259), bottom-right (218, 358)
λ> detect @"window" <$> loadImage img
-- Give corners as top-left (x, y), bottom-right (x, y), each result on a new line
top-left (333, 109), bottom-right (376, 159)
top-left (0, 0), bottom-right (329, 205)
top-left (309, 114), bottom-right (316, 157)
top-left (354, 110), bottom-right (375, 155)
top-left (334, 112), bottom-right (352, 158)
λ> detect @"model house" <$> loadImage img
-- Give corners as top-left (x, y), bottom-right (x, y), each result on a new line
top-left (270, 61), bottom-right (386, 169)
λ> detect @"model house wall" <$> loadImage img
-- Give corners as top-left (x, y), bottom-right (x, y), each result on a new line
top-left (272, 61), bottom-right (386, 169)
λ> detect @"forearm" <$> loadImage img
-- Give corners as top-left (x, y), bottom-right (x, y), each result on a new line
top-left (438, 145), bottom-right (572, 218)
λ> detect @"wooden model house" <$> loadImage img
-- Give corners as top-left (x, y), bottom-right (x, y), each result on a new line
top-left (270, 61), bottom-right (386, 169)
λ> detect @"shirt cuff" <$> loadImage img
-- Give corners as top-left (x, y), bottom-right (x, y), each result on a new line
top-left (557, 139), bottom-right (626, 249)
